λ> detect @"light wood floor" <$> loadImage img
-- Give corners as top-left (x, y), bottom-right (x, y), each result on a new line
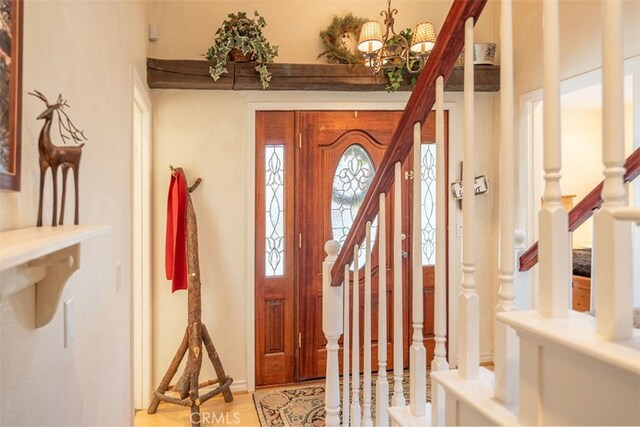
top-left (134, 392), bottom-right (260, 427)
top-left (135, 364), bottom-right (495, 426)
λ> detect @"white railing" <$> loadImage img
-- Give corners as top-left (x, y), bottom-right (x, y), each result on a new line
top-left (494, 0), bottom-right (518, 406)
top-left (594, 0), bottom-right (633, 341)
top-left (376, 193), bottom-right (389, 427)
top-left (391, 162), bottom-right (405, 410)
top-left (324, 0), bottom-right (639, 425)
top-left (430, 75), bottom-right (449, 427)
top-left (457, 16), bottom-right (480, 382)
top-left (321, 3), bottom-right (481, 426)
top-left (320, 26), bottom-right (465, 427)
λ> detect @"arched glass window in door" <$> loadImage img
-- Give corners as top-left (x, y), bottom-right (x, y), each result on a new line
top-left (331, 144), bottom-right (377, 269)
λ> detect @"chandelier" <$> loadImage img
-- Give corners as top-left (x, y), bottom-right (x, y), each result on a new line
top-left (357, 0), bottom-right (436, 76)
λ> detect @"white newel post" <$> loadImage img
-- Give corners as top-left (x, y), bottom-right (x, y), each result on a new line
top-left (392, 162), bottom-right (406, 408)
top-left (595, 0), bottom-right (633, 340)
top-left (351, 245), bottom-right (362, 427)
top-left (410, 121), bottom-right (427, 416)
top-left (431, 75), bottom-right (449, 427)
top-left (342, 264), bottom-right (350, 427)
top-left (363, 222), bottom-right (373, 427)
top-left (458, 16), bottom-right (480, 380)
top-left (376, 193), bottom-right (389, 427)
top-left (495, 0), bottom-right (518, 405)
top-left (539, 0), bottom-right (570, 318)
top-left (323, 240), bottom-right (343, 427)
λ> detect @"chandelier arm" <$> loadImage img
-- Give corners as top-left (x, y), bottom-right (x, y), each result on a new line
top-left (362, 0), bottom-right (431, 77)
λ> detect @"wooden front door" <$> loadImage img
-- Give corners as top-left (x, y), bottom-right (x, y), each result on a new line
top-left (297, 111), bottom-right (411, 380)
top-left (254, 110), bottom-right (447, 386)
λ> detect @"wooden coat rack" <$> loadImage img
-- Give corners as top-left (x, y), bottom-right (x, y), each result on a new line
top-left (147, 166), bottom-right (233, 426)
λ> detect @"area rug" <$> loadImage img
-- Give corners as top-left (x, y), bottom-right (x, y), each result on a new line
top-left (253, 373), bottom-right (428, 426)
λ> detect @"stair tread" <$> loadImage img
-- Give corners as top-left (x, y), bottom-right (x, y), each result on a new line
top-left (497, 310), bottom-right (640, 375)
top-left (430, 368), bottom-right (519, 426)
top-left (387, 403), bottom-right (432, 427)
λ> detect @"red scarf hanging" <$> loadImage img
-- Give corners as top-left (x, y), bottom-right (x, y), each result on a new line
top-left (165, 170), bottom-right (188, 292)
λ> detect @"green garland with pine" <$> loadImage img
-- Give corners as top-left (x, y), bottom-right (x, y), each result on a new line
top-left (318, 14), bottom-right (368, 64)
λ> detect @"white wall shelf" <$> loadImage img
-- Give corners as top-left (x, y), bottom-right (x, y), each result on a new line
top-left (0, 225), bottom-right (110, 327)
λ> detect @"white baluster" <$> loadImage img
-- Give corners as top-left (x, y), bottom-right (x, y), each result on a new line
top-left (363, 222), bottom-right (373, 427)
top-left (391, 162), bottom-right (406, 408)
top-left (595, 0), bottom-right (633, 340)
top-left (343, 263), bottom-right (350, 427)
top-left (539, 0), bottom-right (570, 318)
top-left (323, 240), bottom-right (343, 427)
top-left (513, 230), bottom-right (532, 310)
top-left (410, 121), bottom-right (427, 416)
top-left (351, 245), bottom-right (361, 427)
top-left (495, 0), bottom-right (518, 405)
top-left (431, 75), bottom-right (449, 427)
top-left (458, 16), bottom-right (480, 380)
top-left (376, 193), bottom-right (389, 427)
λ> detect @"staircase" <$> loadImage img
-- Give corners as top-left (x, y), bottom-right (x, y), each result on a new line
top-left (321, 0), bottom-right (640, 426)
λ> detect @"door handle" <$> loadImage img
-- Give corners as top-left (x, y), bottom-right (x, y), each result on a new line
top-left (402, 250), bottom-right (409, 259)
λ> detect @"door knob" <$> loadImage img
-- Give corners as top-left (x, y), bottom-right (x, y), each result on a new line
top-left (402, 250), bottom-right (409, 258)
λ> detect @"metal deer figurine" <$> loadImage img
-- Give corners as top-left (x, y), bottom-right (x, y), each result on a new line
top-left (30, 90), bottom-right (87, 227)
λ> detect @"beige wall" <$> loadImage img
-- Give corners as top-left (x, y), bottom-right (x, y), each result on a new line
top-left (0, 1), bottom-right (148, 425)
top-left (511, 1), bottom-right (639, 317)
top-left (561, 106), bottom-right (634, 249)
top-left (513, 0), bottom-right (640, 97)
top-left (149, 0), bottom-right (497, 62)
top-left (561, 109), bottom-right (602, 249)
top-left (149, 0), bottom-right (499, 389)
top-left (513, 0), bottom-right (640, 229)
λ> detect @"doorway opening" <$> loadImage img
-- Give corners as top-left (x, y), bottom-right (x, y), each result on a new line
top-left (253, 109), bottom-right (449, 387)
top-left (521, 55), bottom-right (639, 311)
top-left (132, 69), bottom-right (152, 409)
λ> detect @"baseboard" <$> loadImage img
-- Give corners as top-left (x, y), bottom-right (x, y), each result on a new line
top-left (230, 380), bottom-right (248, 393)
top-left (480, 352), bottom-right (494, 364)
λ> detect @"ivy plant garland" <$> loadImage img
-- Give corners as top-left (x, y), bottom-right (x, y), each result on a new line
top-left (384, 28), bottom-right (422, 92)
top-left (318, 14), bottom-right (368, 64)
top-left (205, 11), bottom-right (279, 89)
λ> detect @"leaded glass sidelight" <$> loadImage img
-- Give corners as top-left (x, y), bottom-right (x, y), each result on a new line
top-left (421, 143), bottom-right (436, 265)
top-left (265, 146), bottom-right (285, 276)
top-left (331, 144), bottom-right (377, 269)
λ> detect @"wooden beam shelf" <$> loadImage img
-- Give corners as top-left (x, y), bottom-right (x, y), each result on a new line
top-left (147, 58), bottom-right (500, 92)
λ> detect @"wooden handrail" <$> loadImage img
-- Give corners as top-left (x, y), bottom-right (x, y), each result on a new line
top-left (519, 146), bottom-right (640, 272)
top-left (330, 0), bottom-right (488, 286)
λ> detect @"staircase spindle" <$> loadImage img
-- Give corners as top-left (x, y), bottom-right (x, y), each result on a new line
top-left (322, 240), bottom-right (343, 427)
top-left (494, 0), bottom-right (518, 405)
top-left (351, 245), bottom-right (361, 427)
top-left (513, 230), bottom-right (532, 310)
top-left (594, 0), bottom-right (633, 340)
top-left (431, 74), bottom-right (449, 427)
top-left (391, 162), bottom-right (405, 408)
top-left (342, 263), bottom-right (350, 427)
top-left (410, 121), bottom-right (427, 416)
top-left (363, 222), bottom-right (373, 427)
top-left (458, 16), bottom-right (480, 380)
top-left (539, 0), bottom-right (570, 318)
top-left (376, 193), bottom-right (389, 427)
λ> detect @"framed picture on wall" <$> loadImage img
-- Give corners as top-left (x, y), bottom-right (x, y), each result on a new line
top-left (0, 0), bottom-right (23, 191)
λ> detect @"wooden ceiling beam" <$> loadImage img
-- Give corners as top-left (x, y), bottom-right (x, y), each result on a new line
top-left (147, 58), bottom-right (500, 92)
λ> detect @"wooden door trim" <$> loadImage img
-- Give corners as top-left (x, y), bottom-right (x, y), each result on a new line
top-left (246, 100), bottom-right (462, 391)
